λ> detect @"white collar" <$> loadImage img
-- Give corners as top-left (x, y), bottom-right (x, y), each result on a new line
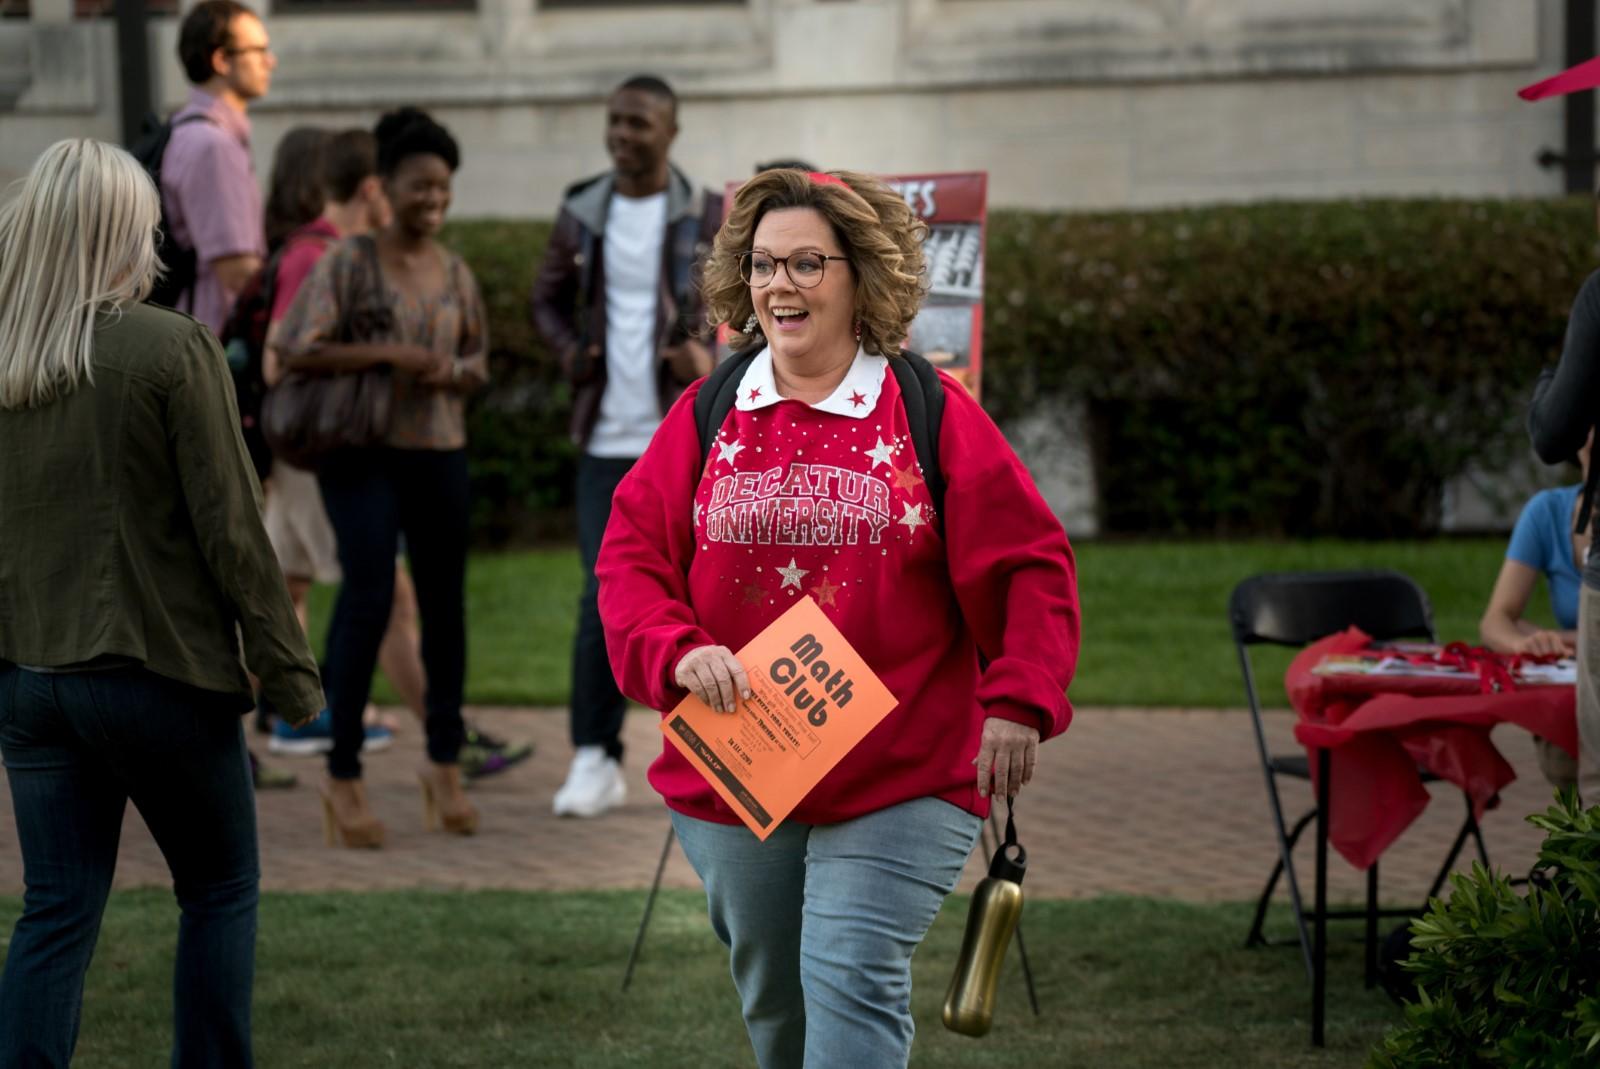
top-left (733, 346), bottom-right (887, 419)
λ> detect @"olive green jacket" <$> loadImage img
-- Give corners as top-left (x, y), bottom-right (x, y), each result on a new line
top-left (0, 302), bottom-right (322, 721)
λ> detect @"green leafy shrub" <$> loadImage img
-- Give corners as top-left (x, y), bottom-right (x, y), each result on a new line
top-left (441, 219), bottom-right (577, 544)
top-left (1370, 791), bottom-right (1600, 1068)
top-left (445, 199), bottom-right (1600, 545)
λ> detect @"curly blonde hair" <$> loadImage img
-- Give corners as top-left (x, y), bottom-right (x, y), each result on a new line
top-left (702, 169), bottom-right (927, 358)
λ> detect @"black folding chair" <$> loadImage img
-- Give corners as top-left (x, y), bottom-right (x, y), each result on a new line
top-left (1230, 570), bottom-right (1490, 1046)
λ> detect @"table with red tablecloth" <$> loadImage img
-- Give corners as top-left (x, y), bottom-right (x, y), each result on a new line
top-left (1285, 627), bottom-right (1577, 870)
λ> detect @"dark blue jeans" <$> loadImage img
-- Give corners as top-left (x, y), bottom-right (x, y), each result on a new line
top-left (572, 454), bottom-right (635, 762)
top-left (317, 447), bottom-right (469, 779)
top-left (0, 663), bottom-right (259, 1069)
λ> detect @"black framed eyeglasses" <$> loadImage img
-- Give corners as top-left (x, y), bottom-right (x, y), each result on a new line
top-left (739, 250), bottom-right (849, 289)
top-left (225, 44), bottom-right (273, 57)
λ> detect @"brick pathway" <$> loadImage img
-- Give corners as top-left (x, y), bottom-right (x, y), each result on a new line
top-left (0, 707), bottom-right (1560, 904)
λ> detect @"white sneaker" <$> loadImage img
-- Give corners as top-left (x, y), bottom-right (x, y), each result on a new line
top-left (552, 745), bottom-right (627, 818)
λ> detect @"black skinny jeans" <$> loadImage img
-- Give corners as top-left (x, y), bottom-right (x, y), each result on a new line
top-left (316, 447), bottom-right (469, 779)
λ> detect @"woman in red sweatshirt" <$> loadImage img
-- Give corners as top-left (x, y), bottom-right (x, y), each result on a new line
top-left (597, 168), bottom-right (1079, 1069)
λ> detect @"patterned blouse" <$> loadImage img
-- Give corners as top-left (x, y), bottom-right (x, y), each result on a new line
top-left (275, 234), bottom-right (488, 451)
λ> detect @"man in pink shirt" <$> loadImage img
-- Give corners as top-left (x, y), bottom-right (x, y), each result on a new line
top-left (160, 0), bottom-right (275, 333)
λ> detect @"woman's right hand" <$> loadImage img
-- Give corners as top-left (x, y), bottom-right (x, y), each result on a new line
top-left (1513, 629), bottom-right (1575, 657)
top-left (674, 645), bottom-right (751, 714)
top-left (389, 345), bottom-right (448, 375)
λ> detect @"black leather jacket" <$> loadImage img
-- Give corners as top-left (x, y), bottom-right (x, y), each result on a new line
top-left (529, 164), bottom-right (722, 447)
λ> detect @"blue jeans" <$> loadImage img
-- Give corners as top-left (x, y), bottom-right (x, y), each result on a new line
top-left (572, 454), bottom-right (634, 762)
top-left (671, 797), bottom-right (981, 1069)
top-left (0, 664), bottom-right (259, 1069)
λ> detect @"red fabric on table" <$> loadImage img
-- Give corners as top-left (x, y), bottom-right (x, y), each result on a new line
top-left (1283, 627), bottom-right (1577, 870)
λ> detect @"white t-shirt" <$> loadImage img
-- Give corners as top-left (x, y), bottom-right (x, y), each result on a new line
top-left (589, 190), bottom-right (669, 458)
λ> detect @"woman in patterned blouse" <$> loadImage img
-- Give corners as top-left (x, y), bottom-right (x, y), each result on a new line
top-left (275, 107), bottom-right (488, 848)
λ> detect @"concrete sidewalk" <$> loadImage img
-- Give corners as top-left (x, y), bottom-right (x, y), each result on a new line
top-left (0, 706), bottom-right (1560, 905)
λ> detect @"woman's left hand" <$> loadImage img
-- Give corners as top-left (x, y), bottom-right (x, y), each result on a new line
top-left (416, 357), bottom-right (457, 388)
top-left (974, 717), bottom-right (1040, 800)
top-left (418, 352), bottom-right (487, 391)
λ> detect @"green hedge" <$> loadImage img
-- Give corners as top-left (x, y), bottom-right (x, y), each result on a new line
top-left (443, 199), bottom-right (1600, 545)
top-left (442, 220), bottom-right (571, 545)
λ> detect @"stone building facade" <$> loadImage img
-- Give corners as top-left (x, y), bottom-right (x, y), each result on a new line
top-left (0, 0), bottom-right (1582, 534)
top-left (0, 1), bottom-right (1577, 212)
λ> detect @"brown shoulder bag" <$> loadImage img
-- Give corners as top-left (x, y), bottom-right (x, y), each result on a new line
top-left (260, 235), bottom-right (394, 469)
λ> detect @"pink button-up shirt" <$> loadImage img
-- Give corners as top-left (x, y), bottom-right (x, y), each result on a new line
top-left (160, 87), bottom-right (265, 334)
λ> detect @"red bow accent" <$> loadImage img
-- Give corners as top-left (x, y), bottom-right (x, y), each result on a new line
top-left (1388, 643), bottom-right (1562, 693)
top-left (807, 171), bottom-right (848, 189)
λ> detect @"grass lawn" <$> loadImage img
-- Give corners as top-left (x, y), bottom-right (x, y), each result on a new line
top-left (311, 538), bottom-right (1532, 710)
top-left (13, 889), bottom-right (1399, 1068)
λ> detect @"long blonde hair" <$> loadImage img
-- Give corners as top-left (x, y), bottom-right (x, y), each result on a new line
top-left (0, 139), bottom-right (161, 410)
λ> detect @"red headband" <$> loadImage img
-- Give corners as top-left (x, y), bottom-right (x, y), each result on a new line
top-left (807, 171), bottom-right (848, 189)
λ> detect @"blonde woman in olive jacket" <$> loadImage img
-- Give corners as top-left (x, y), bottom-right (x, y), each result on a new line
top-left (0, 138), bottom-right (321, 1069)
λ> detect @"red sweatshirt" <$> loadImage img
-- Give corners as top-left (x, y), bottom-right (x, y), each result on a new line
top-left (597, 349), bottom-right (1079, 826)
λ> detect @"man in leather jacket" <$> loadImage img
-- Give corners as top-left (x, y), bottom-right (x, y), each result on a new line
top-left (530, 73), bottom-right (721, 818)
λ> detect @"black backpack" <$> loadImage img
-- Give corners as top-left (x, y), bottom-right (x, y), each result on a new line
top-left (129, 111), bottom-right (214, 310)
top-left (693, 347), bottom-right (948, 513)
top-left (219, 249), bottom-right (282, 483)
top-left (219, 228), bottom-right (335, 482)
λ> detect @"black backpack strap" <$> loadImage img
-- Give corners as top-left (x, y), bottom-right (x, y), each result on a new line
top-left (258, 243), bottom-right (285, 327)
top-left (155, 112), bottom-right (215, 180)
top-left (890, 351), bottom-right (946, 515)
top-left (695, 346), bottom-right (762, 471)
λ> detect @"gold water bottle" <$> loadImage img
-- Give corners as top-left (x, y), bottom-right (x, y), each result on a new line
top-left (942, 804), bottom-right (1027, 1037)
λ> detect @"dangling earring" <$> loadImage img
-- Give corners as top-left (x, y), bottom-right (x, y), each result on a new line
top-left (744, 313), bottom-right (761, 335)
top-left (853, 319), bottom-right (863, 342)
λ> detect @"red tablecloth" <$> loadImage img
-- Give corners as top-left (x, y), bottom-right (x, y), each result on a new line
top-left (1284, 627), bottom-right (1577, 870)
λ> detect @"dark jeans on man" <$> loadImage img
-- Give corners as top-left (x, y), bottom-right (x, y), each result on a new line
top-left (0, 663), bottom-right (259, 1069)
top-left (317, 447), bottom-right (469, 780)
top-left (572, 454), bottom-right (636, 762)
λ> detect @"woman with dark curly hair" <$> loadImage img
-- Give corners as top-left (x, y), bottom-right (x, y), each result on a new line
top-left (275, 107), bottom-right (488, 847)
top-left (596, 168), bottom-right (1080, 1068)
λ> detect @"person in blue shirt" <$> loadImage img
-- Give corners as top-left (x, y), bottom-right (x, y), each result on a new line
top-left (1480, 482), bottom-right (1586, 656)
top-left (1480, 432), bottom-right (1590, 787)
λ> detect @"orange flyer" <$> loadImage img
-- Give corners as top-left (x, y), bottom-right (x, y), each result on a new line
top-left (661, 596), bottom-right (897, 840)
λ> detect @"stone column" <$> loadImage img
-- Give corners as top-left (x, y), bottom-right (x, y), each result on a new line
top-left (31, 0), bottom-right (71, 22)
top-left (20, 0), bottom-right (98, 112)
top-left (481, 0), bottom-right (535, 61)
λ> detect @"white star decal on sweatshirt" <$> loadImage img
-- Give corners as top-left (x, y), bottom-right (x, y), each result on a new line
top-left (776, 558), bottom-right (810, 590)
top-left (865, 436), bottom-right (895, 470)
